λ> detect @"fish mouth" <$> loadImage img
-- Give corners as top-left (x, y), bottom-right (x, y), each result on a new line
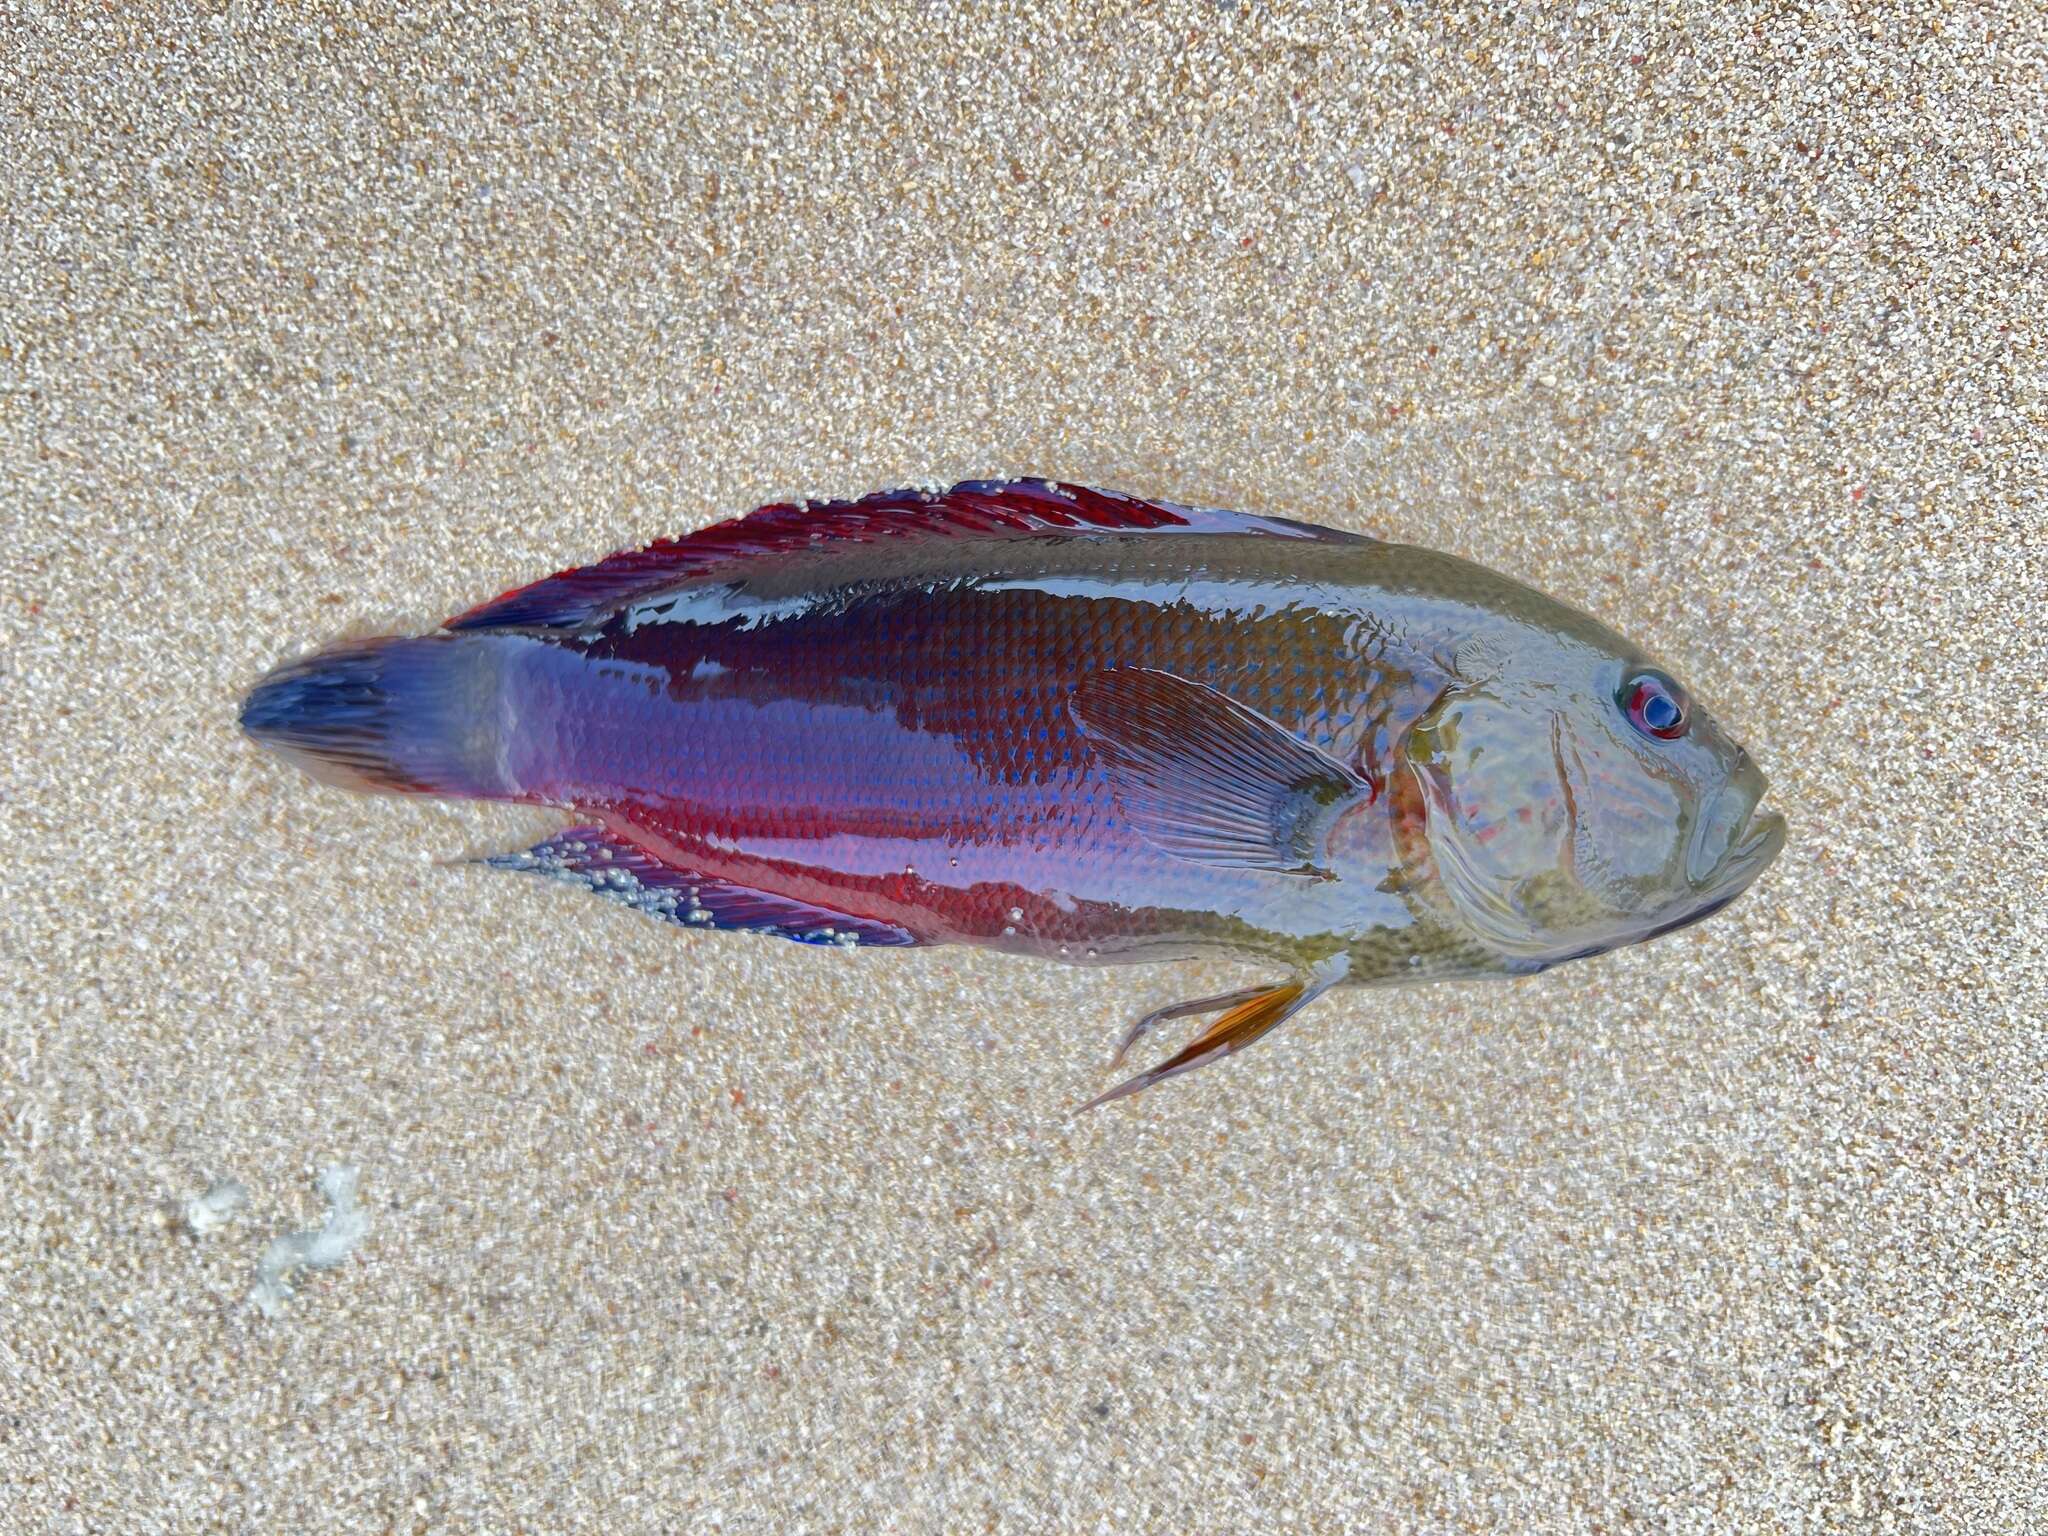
top-left (1631, 804), bottom-right (1783, 946)
top-left (1707, 807), bottom-right (1786, 898)
top-left (1689, 798), bottom-right (1787, 910)
top-left (1683, 748), bottom-right (1786, 898)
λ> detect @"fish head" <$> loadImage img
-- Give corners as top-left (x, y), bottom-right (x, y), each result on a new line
top-left (1397, 626), bottom-right (1785, 966)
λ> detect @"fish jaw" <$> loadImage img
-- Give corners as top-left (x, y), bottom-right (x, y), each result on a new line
top-left (1692, 805), bottom-right (1787, 910)
top-left (1683, 749), bottom-right (1785, 893)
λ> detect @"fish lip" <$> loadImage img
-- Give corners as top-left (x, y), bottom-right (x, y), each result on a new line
top-left (1632, 810), bottom-right (1784, 945)
top-left (1700, 806), bottom-right (1787, 903)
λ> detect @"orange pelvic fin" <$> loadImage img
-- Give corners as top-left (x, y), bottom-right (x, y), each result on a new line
top-left (1080, 981), bottom-right (1308, 1112)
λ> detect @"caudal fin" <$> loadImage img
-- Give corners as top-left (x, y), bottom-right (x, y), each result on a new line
top-left (239, 633), bottom-right (512, 798)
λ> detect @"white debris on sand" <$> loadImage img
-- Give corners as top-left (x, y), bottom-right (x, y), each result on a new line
top-left (177, 1179), bottom-right (249, 1237)
top-left (249, 1165), bottom-right (369, 1319)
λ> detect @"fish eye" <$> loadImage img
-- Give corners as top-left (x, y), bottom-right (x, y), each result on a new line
top-left (1620, 670), bottom-right (1689, 741)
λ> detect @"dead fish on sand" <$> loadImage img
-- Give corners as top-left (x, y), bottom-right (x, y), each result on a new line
top-left (242, 479), bottom-right (1785, 1107)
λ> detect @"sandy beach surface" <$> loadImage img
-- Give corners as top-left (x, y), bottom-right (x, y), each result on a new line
top-left (4, 4), bottom-right (2042, 1531)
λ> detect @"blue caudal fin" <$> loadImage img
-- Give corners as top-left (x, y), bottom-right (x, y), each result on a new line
top-left (239, 634), bottom-right (514, 798)
top-left (485, 826), bottom-right (919, 947)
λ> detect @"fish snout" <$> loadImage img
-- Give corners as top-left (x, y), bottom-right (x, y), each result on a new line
top-left (1685, 751), bottom-right (1785, 894)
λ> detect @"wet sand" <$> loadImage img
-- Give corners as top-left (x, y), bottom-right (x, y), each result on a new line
top-left (4, 5), bottom-right (2042, 1531)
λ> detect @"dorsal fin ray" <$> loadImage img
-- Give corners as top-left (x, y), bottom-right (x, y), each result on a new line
top-left (446, 478), bottom-right (1366, 632)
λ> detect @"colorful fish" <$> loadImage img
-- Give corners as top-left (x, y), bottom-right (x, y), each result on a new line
top-left (241, 479), bottom-right (1785, 1107)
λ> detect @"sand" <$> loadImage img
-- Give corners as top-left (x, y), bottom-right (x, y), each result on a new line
top-left (3, 4), bottom-right (2042, 1531)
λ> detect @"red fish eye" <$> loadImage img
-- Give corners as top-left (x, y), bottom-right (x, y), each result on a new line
top-left (1622, 671), bottom-right (1688, 740)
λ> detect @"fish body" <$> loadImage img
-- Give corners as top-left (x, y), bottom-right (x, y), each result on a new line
top-left (243, 480), bottom-right (1784, 1104)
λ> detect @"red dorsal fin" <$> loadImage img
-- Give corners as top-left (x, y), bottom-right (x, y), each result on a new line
top-left (446, 478), bottom-right (1364, 632)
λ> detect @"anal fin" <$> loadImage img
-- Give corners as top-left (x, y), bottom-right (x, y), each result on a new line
top-left (484, 827), bottom-right (918, 948)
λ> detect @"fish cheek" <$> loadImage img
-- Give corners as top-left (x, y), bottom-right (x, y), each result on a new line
top-left (1557, 718), bottom-right (1692, 913)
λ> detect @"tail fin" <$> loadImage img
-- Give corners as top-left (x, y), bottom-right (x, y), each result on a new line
top-left (239, 633), bottom-right (514, 798)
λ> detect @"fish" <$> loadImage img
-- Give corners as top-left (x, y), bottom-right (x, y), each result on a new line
top-left (240, 478), bottom-right (1786, 1108)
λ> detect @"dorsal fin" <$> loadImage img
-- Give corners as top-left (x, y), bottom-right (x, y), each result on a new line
top-left (446, 478), bottom-right (1364, 632)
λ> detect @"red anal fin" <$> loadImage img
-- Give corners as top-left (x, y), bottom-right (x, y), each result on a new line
top-left (447, 478), bottom-right (1367, 632)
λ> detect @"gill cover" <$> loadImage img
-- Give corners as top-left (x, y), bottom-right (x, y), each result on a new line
top-left (1402, 682), bottom-right (1686, 964)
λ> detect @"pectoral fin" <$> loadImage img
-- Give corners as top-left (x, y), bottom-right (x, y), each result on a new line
top-left (1079, 955), bottom-right (1349, 1111)
top-left (1070, 668), bottom-right (1375, 879)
